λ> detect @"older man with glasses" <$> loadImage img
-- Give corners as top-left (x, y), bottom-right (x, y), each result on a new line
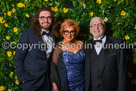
top-left (85, 17), bottom-right (127, 91)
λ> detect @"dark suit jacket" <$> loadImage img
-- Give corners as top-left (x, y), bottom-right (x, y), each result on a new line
top-left (84, 36), bottom-right (127, 91)
top-left (14, 29), bottom-right (53, 89)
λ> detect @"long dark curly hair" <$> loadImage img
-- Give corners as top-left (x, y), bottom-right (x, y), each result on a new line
top-left (31, 7), bottom-right (55, 36)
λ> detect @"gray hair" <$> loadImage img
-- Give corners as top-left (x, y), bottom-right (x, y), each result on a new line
top-left (90, 17), bottom-right (105, 26)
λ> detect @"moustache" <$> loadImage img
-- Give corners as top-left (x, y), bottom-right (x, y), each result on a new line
top-left (42, 22), bottom-right (50, 24)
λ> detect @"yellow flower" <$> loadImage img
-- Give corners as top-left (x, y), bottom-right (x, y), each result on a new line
top-left (5, 23), bottom-right (8, 27)
top-left (104, 17), bottom-right (108, 22)
top-left (2, 20), bottom-right (5, 23)
top-left (15, 79), bottom-right (19, 85)
top-left (54, 7), bottom-right (58, 12)
top-left (125, 35), bottom-right (130, 40)
top-left (44, 0), bottom-right (48, 1)
top-left (63, 8), bottom-right (69, 13)
top-left (17, 2), bottom-right (25, 8)
top-left (13, 51), bottom-right (16, 55)
top-left (0, 17), bottom-right (3, 23)
top-left (7, 11), bottom-right (12, 16)
top-left (25, 14), bottom-right (29, 18)
top-left (82, 3), bottom-right (86, 8)
top-left (0, 19), bottom-right (5, 24)
top-left (7, 51), bottom-right (12, 57)
top-left (13, 27), bottom-right (18, 32)
top-left (49, 3), bottom-right (53, 6)
top-left (89, 12), bottom-right (94, 16)
top-left (9, 72), bottom-right (13, 77)
top-left (12, 8), bottom-right (16, 13)
top-left (0, 85), bottom-right (5, 90)
top-left (96, 0), bottom-right (102, 4)
top-left (8, 89), bottom-right (12, 91)
top-left (15, 76), bottom-right (17, 79)
top-left (134, 24), bottom-right (136, 29)
top-left (0, 17), bottom-right (3, 20)
top-left (51, 7), bottom-right (58, 12)
top-left (4, 12), bottom-right (6, 16)
top-left (6, 36), bottom-right (10, 40)
top-left (51, 7), bottom-right (54, 11)
top-left (121, 10), bottom-right (126, 16)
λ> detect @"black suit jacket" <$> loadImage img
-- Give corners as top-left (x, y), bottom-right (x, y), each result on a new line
top-left (85, 36), bottom-right (127, 91)
top-left (14, 29), bottom-right (52, 89)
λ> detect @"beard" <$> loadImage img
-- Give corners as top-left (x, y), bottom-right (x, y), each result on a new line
top-left (41, 22), bottom-right (51, 31)
top-left (92, 29), bottom-right (105, 39)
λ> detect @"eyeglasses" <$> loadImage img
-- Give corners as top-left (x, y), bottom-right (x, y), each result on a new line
top-left (63, 30), bottom-right (76, 35)
top-left (90, 23), bottom-right (103, 27)
top-left (38, 16), bottom-right (52, 20)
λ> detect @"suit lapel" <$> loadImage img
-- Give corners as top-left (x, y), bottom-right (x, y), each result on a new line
top-left (85, 40), bottom-right (94, 90)
top-left (89, 40), bottom-right (94, 60)
top-left (37, 34), bottom-right (47, 54)
top-left (101, 36), bottom-right (112, 73)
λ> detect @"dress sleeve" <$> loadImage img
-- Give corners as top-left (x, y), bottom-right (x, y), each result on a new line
top-left (50, 43), bottom-right (61, 87)
top-left (52, 44), bottom-right (61, 66)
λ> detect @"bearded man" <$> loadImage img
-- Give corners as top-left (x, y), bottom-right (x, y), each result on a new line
top-left (14, 7), bottom-right (56, 91)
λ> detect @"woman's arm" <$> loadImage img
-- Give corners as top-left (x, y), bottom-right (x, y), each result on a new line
top-left (52, 82), bottom-right (59, 91)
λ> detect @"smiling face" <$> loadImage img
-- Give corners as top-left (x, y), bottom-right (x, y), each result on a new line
top-left (90, 18), bottom-right (105, 39)
top-left (63, 26), bottom-right (76, 43)
top-left (38, 11), bottom-right (52, 31)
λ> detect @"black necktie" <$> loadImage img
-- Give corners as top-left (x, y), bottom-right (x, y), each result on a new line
top-left (92, 35), bottom-right (105, 45)
top-left (93, 40), bottom-right (102, 45)
top-left (42, 31), bottom-right (50, 36)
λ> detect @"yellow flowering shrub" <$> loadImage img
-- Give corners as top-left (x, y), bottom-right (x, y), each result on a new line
top-left (0, 0), bottom-right (136, 90)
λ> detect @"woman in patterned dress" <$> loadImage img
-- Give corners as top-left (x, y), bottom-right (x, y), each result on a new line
top-left (50, 19), bottom-right (85, 91)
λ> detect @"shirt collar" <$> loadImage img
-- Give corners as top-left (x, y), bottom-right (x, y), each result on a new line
top-left (41, 28), bottom-right (49, 34)
top-left (93, 35), bottom-right (106, 43)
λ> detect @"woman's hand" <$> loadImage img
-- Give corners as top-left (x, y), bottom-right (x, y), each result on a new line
top-left (52, 82), bottom-right (59, 91)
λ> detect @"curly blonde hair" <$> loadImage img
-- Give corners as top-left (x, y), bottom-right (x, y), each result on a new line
top-left (60, 19), bottom-right (80, 36)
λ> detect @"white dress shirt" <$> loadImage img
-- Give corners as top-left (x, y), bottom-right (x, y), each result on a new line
top-left (94, 35), bottom-right (106, 55)
top-left (41, 29), bottom-right (55, 58)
